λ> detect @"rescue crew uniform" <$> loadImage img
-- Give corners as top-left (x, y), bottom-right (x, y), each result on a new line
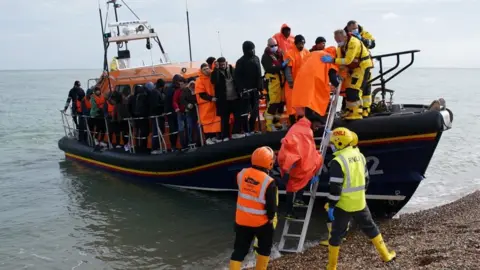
top-left (326, 128), bottom-right (396, 270)
top-left (334, 36), bottom-right (373, 120)
top-left (344, 24), bottom-right (376, 116)
top-left (261, 45), bottom-right (286, 131)
top-left (230, 147), bottom-right (278, 270)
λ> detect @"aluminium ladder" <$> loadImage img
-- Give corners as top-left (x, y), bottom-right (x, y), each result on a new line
top-left (278, 81), bottom-right (342, 253)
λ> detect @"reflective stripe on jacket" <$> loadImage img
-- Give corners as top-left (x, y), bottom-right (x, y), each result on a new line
top-left (331, 147), bottom-right (367, 212)
top-left (236, 168), bottom-right (273, 227)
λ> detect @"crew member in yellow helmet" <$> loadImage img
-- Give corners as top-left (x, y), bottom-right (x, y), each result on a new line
top-left (229, 146), bottom-right (278, 270)
top-left (325, 127), bottom-right (396, 270)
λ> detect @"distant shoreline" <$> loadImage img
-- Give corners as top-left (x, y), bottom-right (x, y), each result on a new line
top-left (251, 190), bottom-right (480, 270)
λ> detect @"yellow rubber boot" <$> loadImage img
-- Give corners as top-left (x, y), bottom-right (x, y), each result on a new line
top-left (264, 112), bottom-right (275, 132)
top-left (326, 245), bottom-right (340, 270)
top-left (255, 255), bottom-right (270, 270)
top-left (371, 234), bottom-right (396, 262)
top-left (320, 222), bottom-right (332, 246)
top-left (229, 260), bottom-right (242, 270)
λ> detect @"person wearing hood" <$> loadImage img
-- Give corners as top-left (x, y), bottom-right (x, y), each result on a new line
top-left (64, 80), bottom-right (85, 129)
top-left (195, 63), bottom-right (222, 145)
top-left (164, 74), bottom-right (186, 150)
top-left (235, 41), bottom-right (263, 134)
top-left (345, 20), bottom-right (375, 117)
top-left (284, 34), bottom-right (311, 125)
top-left (277, 109), bottom-right (324, 219)
top-left (310, 36), bottom-right (326, 52)
top-left (261, 38), bottom-right (287, 132)
top-left (211, 57), bottom-right (244, 141)
top-left (291, 46), bottom-right (340, 118)
top-left (273, 23), bottom-right (294, 54)
top-left (113, 87), bottom-right (132, 151)
top-left (130, 84), bottom-right (150, 152)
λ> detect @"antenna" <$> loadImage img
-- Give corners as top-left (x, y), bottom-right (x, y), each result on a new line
top-left (217, 31), bottom-right (224, 57)
top-left (186, 0), bottom-right (193, 62)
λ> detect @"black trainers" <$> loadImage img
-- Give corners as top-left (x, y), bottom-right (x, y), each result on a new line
top-left (294, 199), bottom-right (307, 207)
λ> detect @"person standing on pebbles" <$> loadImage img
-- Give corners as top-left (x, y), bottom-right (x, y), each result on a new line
top-left (326, 127), bottom-right (396, 270)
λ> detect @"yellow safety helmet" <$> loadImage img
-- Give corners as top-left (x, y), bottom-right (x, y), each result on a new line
top-left (251, 146), bottom-right (275, 170)
top-left (329, 127), bottom-right (354, 151)
top-left (351, 131), bottom-right (358, 147)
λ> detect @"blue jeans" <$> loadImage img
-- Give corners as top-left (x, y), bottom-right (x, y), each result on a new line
top-left (177, 112), bottom-right (188, 148)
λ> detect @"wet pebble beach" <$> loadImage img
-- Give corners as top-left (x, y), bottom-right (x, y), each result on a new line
top-left (258, 191), bottom-right (480, 270)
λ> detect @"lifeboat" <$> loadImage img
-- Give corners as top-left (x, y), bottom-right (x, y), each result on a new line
top-left (58, 2), bottom-right (454, 219)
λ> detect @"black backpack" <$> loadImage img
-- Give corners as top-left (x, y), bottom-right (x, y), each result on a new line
top-left (134, 91), bottom-right (149, 117)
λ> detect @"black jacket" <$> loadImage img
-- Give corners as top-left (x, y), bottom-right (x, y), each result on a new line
top-left (235, 54), bottom-right (262, 97)
top-left (211, 65), bottom-right (236, 102)
top-left (149, 87), bottom-right (166, 116)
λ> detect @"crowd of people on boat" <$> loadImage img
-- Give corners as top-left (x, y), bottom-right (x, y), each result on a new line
top-left (63, 20), bottom-right (376, 154)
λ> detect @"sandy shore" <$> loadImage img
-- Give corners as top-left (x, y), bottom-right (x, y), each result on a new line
top-left (260, 190), bottom-right (480, 270)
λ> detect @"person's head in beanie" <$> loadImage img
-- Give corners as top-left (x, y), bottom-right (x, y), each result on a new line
top-left (315, 36), bottom-right (326, 51)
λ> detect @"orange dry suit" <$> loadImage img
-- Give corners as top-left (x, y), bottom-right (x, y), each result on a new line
top-left (277, 117), bottom-right (323, 192)
top-left (284, 47), bottom-right (310, 116)
top-left (272, 24), bottom-right (294, 55)
top-left (291, 47), bottom-right (340, 116)
top-left (195, 70), bottom-right (221, 134)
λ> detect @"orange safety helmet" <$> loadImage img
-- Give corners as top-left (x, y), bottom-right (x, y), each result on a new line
top-left (251, 146), bottom-right (275, 170)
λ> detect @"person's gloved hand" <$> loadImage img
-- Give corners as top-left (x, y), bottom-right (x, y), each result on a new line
top-left (311, 175), bottom-right (319, 185)
top-left (328, 206), bottom-right (335, 221)
top-left (321, 55), bottom-right (333, 63)
top-left (281, 58), bottom-right (290, 68)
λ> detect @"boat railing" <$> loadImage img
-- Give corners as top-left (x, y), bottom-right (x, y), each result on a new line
top-left (369, 49), bottom-right (420, 104)
top-left (59, 88), bottom-right (268, 154)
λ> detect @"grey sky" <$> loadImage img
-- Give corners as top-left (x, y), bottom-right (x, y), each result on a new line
top-left (0, 0), bottom-right (478, 70)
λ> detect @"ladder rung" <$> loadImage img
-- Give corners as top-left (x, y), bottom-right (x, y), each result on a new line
top-left (284, 234), bottom-right (301, 238)
top-left (279, 248), bottom-right (299, 253)
top-left (286, 218), bottom-right (305, 223)
top-left (294, 204), bottom-right (308, 208)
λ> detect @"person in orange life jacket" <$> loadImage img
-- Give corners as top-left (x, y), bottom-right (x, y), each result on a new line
top-left (150, 79), bottom-right (167, 154)
top-left (278, 109), bottom-right (324, 219)
top-left (261, 37), bottom-right (287, 132)
top-left (229, 146), bottom-right (278, 270)
top-left (172, 76), bottom-right (189, 149)
top-left (212, 57), bottom-right (244, 141)
top-left (89, 86), bottom-right (107, 147)
top-left (310, 36), bottom-right (326, 52)
top-left (75, 92), bottom-right (88, 143)
top-left (273, 23), bottom-right (294, 54)
top-left (180, 80), bottom-right (200, 146)
top-left (113, 87), bottom-right (132, 152)
top-left (81, 88), bottom-right (94, 144)
top-left (235, 41), bottom-right (263, 135)
top-left (64, 80), bottom-right (85, 128)
top-left (129, 84), bottom-right (151, 153)
top-left (104, 91), bottom-right (122, 148)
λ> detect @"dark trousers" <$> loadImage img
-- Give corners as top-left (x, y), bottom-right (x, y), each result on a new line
top-left (231, 222), bottom-right (274, 261)
top-left (94, 117), bottom-right (106, 142)
top-left (329, 206), bottom-right (380, 246)
top-left (135, 118), bottom-right (150, 152)
top-left (107, 119), bottom-right (119, 145)
top-left (285, 188), bottom-right (306, 215)
top-left (167, 113), bottom-right (178, 150)
top-left (220, 99), bottom-right (242, 139)
top-left (248, 95), bottom-right (260, 132)
top-left (119, 121), bottom-right (130, 146)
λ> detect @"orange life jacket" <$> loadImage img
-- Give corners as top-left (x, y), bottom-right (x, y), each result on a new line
top-left (84, 98), bottom-right (92, 110)
top-left (93, 95), bottom-right (105, 109)
top-left (107, 102), bottom-right (114, 117)
top-left (236, 168), bottom-right (273, 227)
top-left (76, 100), bottom-right (82, 113)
